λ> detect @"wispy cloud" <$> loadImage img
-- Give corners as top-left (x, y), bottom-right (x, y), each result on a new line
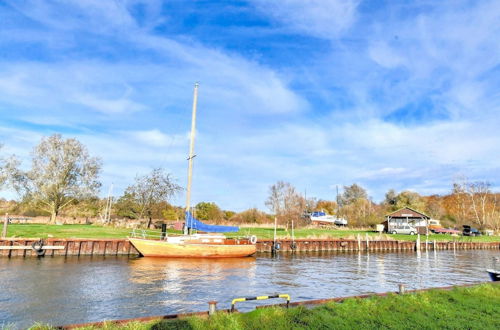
top-left (251, 0), bottom-right (360, 38)
top-left (0, 0), bottom-right (499, 210)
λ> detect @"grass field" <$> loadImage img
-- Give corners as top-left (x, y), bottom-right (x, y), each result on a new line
top-left (29, 284), bottom-right (500, 329)
top-left (2, 223), bottom-right (499, 242)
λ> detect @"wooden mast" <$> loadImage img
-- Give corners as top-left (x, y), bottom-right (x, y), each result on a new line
top-left (185, 82), bottom-right (199, 234)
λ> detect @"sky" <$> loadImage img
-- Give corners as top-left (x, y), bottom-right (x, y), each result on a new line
top-left (0, 0), bottom-right (499, 211)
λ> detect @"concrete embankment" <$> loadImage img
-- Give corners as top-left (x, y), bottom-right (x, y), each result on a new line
top-left (1, 237), bottom-right (498, 257)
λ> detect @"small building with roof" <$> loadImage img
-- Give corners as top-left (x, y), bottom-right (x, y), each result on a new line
top-left (382, 207), bottom-right (431, 234)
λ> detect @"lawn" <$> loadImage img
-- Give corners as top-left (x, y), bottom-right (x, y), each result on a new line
top-left (230, 226), bottom-right (500, 242)
top-left (2, 223), bottom-right (499, 242)
top-left (30, 283), bottom-right (500, 329)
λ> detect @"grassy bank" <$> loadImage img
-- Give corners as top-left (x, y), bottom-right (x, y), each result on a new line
top-left (30, 284), bottom-right (500, 329)
top-left (2, 223), bottom-right (500, 242)
top-left (230, 227), bottom-right (500, 242)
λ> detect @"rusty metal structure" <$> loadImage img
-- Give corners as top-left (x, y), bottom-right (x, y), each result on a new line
top-left (1, 238), bottom-right (498, 257)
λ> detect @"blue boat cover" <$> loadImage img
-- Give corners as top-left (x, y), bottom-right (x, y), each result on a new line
top-left (185, 211), bottom-right (239, 233)
top-left (311, 211), bottom-right (326, 217)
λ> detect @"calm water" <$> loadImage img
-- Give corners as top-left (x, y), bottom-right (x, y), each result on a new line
top-left (1, 250), bottom-right (498, 328)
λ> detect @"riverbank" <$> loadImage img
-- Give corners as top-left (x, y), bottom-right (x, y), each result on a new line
top-left (30, 283), bottom-right (500, 329)
top-left (3, 224), bottom-right (500, 242)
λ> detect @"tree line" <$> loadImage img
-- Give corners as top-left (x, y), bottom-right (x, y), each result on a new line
top-left (1, 135), bottom-right (499, 230)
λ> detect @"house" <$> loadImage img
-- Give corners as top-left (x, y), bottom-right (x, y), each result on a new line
top-left (382, 207), bottom-right (431, 234)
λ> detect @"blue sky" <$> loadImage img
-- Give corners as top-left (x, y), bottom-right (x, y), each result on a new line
top-left (0, 0), bottom-right (499, 211)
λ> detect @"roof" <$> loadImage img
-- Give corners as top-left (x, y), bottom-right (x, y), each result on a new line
top-left (385, 207), bottom-right (430, 219)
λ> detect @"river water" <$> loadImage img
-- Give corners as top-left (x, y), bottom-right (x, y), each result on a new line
top-left (1, 250), bottom-right (498, 328)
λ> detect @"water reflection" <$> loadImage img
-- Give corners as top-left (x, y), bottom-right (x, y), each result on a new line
top-left (0, 250), bottom-right (497, 329)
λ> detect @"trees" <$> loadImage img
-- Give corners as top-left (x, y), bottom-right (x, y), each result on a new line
top-left (338, 184), bottom-right (377, 226)
top-left (9, 134), bottom-right (102, 223)
top-left (451, 179), bottom-right (497, 230)
top-left (339, 184), bottom-right (368, 206)
top-left (315, 200), bottom-right (337, 215)
top-left (194, 202), bottom-right (223, 222)
top-left (384, 189), bottom-right (397, 209)
top-left (121, 168), bottom-right (182, 228)
top-left (394, 191), bottom-right (425, 211)
top-left (230, 208), bottom-right (270, 224)
top-left (265, 181), bottom-right (304, 226)
top-left (0, 144), bottom-right (18, 191)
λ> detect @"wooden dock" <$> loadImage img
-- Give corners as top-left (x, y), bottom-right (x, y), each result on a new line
top-left (0, 237), bottom-right (498, 257)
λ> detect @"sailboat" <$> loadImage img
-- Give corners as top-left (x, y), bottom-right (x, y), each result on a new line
top-left (129, 83), bottom-right (257, 258)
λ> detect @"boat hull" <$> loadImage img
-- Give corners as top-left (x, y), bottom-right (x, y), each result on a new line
top-left (129, 237), bottom-right (256, 258)
top-left (487, 269), bottom-right (500, 282)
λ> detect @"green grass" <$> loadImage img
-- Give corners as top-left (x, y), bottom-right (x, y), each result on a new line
top-left (230, 227), bottom-right (500, 242)
top-left (28, 284), bottom-right (500, 330)
top-left (1, 224), bottom-right (148, 239)
top-left (2, 223), bottom-right (499, 242)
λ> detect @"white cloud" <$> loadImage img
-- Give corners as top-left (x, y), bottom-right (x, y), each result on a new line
top-left (251, 0), bottom-right (360, 38)
top-left (129, 129), bottom-right (186, 148)
top-left (73, 93), bottom-right (146, 114)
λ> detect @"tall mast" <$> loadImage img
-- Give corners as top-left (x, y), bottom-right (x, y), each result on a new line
top-left (185, 82), bottom-right (199, 215)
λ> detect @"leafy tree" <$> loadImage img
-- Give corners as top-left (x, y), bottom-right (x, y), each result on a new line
top-left (384, 189), bottom-right (397, 208)
top-left (114, 192), bottom-right (141, 219)
top-left (223, 210), bottom-right (236, 220)
top-left (230, 208), bottom-right (270, 224)
top-left (162, 203), bottom-right (184, 221)
top-left (315, 199), bottom-right (337, 215)
top-left (194, 202), bottom-right (223, 222)
top-left (8, 134), bottom-right (102, 223)
top-left (340, 183), bottom-right (368, 206)
top-left (394, 191), bottom-right (425, 211)
top-left (121, 168), bottom-right (182, 228)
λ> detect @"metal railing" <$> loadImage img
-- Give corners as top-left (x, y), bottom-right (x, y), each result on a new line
top-left (231, 294), bottom-right (290, 312)
top-left (130, 229), bottom-right (164, 240)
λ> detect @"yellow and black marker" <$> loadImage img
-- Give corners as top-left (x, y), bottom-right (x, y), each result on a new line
top-left (231, 294), bottom-right (290, 312)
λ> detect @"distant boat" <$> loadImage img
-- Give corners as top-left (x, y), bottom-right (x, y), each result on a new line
top-left (129, 83), bottom-right (256, 258)
top-left (487, 269), bottom-right (500, 282)
top-left (307, 211), bottom-right (348, 226)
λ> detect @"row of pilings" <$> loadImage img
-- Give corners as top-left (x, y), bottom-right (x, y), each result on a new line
top-left (1, 238), bottom-right (499, 257)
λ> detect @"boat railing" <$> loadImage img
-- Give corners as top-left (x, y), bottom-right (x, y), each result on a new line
top-left (130, 228), bottom-right (165, 240)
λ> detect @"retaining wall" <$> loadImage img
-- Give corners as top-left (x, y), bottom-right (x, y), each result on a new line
top-left (1, 238), bottom-right (498, 257)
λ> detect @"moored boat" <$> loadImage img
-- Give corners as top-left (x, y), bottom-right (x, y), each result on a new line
top-left (129, 234), bottom-right (256, 258)
top-left (486, 269), bottom-right (500, 281)
top-left (128, 83), bottom-right (256, 258)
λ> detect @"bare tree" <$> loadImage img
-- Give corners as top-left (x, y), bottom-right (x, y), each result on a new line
top-left (265, 181), bottom-right (304, 226)
top-left (466, 181), bottom-right (495, 229)
top-left (124, 168), bottom-right (182, 228)
top-left (0, 144), bottom-right (7, 188)
top-left (452, 178), bottom-right (497, 230)
top-left (9, 134), bottom-right (102, 223)
top-left (0, 144), bottom-right (18, 189)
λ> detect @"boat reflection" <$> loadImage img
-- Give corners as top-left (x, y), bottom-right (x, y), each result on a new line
top-left (128, 256), bottom-right (257, 285)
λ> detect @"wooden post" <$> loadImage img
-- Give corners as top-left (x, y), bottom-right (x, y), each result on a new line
top-left (416, 234), bottom-right (421, 251)
top-left (208, 301), bottom-right (217, 316)
top-left (2, 213), bottom-right (8, 238)
top-left (357, 234), bottom-right (361, 251)
top-left (365, 233), bottom-right (369, 251)
top-left (398, 284), bottom-right (406, 294)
